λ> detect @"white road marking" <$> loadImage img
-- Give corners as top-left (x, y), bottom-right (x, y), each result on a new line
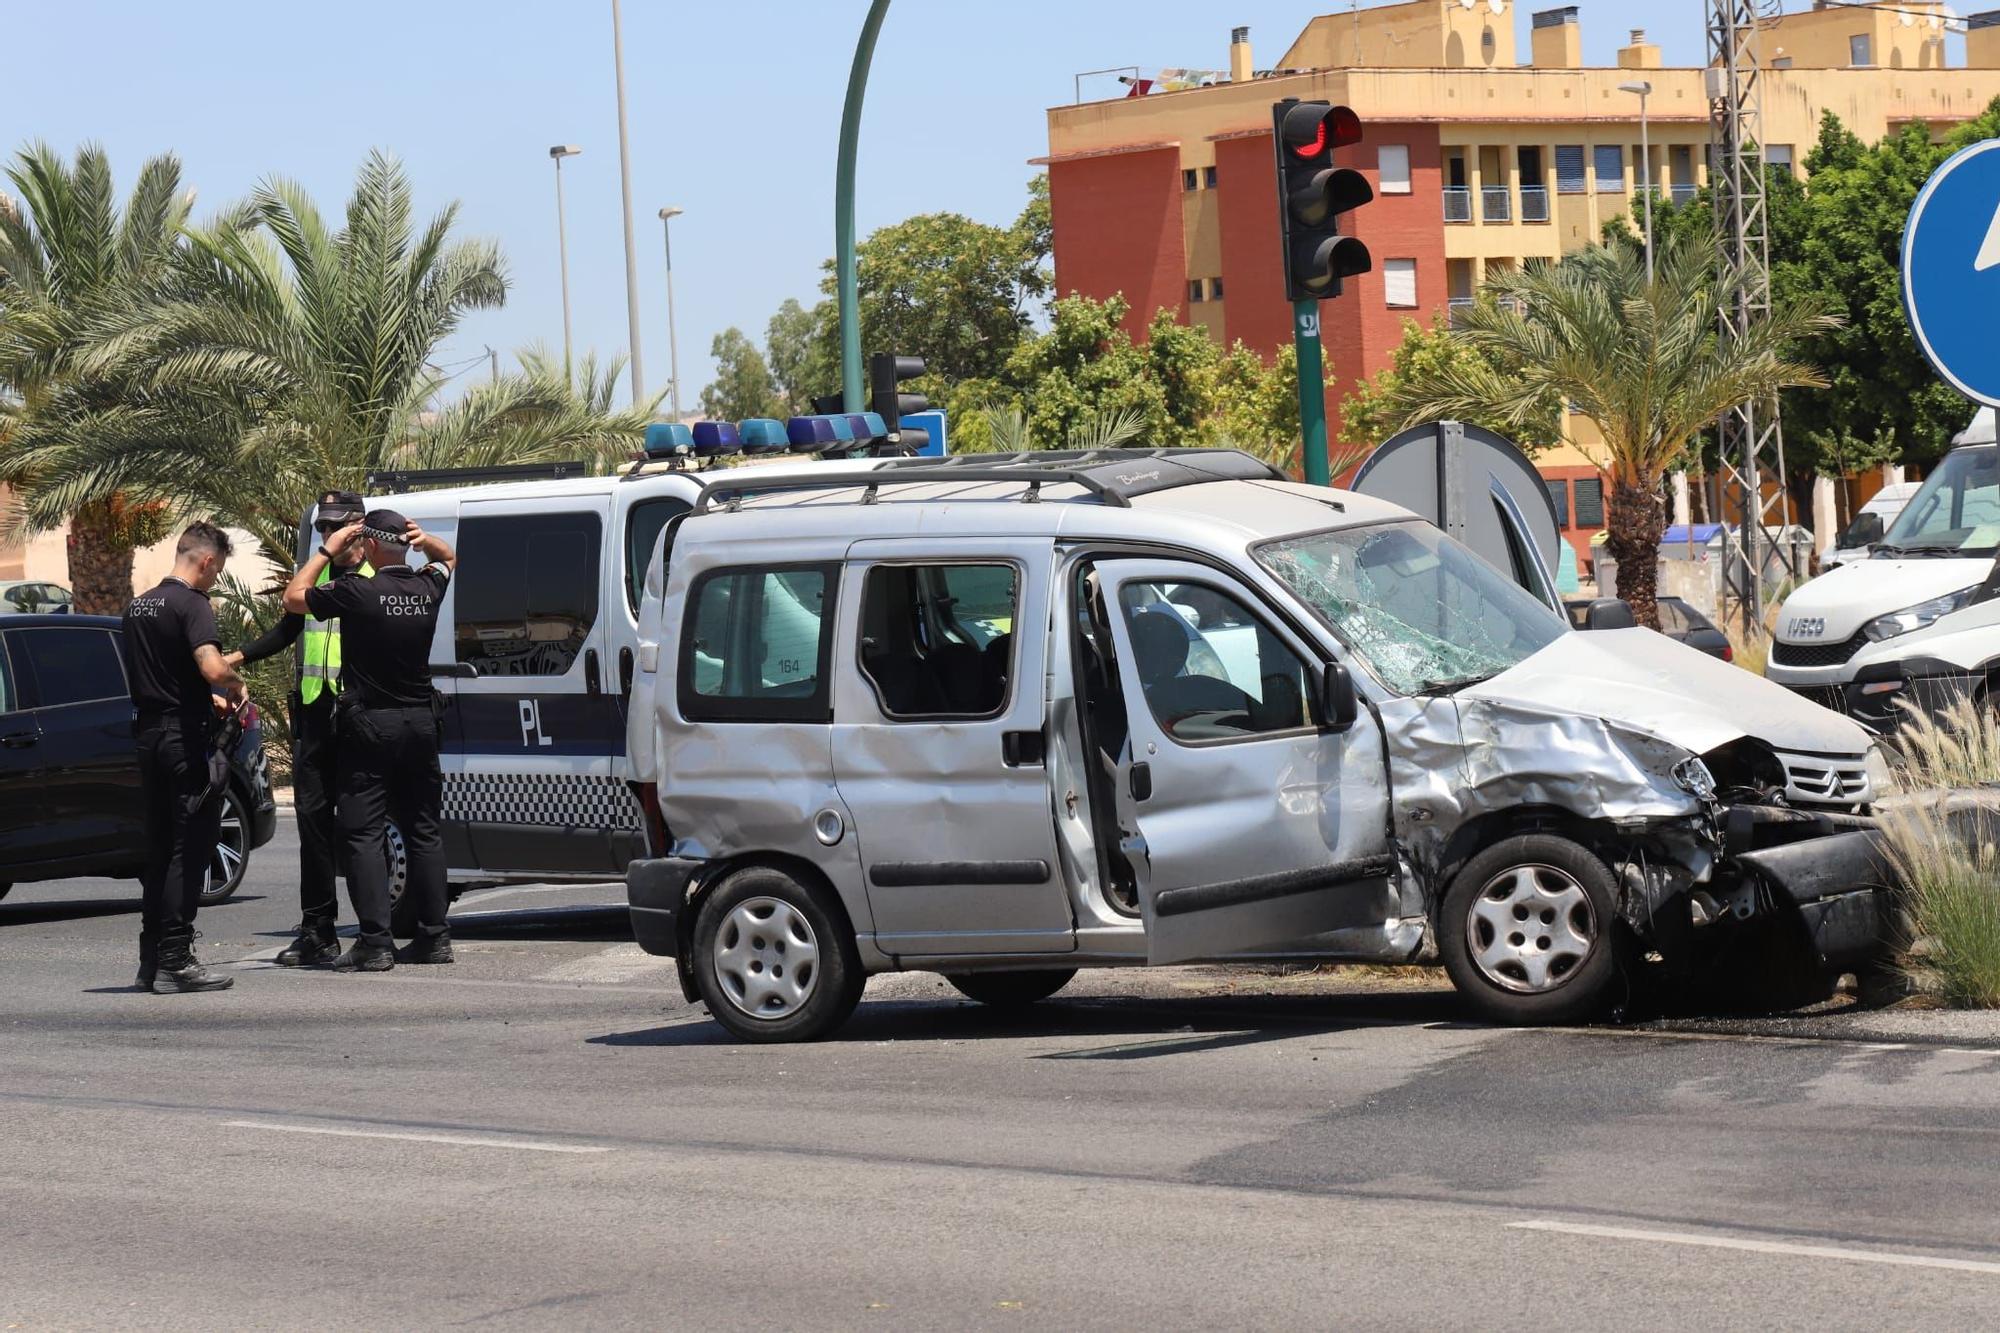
top-left (531, 944), bottom-right (661, 985)
top-left (225, 1119), bottom-right (609, 1154)
top-left (1509, 1219), bottom-right (2000, 1276)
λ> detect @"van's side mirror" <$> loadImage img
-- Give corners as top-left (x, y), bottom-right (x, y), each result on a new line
top-left (1321, 662), bottom-right (1359, 733)
top-left (1583, 598), bottom-right (1635, 631)
top-left (1846, 511), bottom-right (1884, 547)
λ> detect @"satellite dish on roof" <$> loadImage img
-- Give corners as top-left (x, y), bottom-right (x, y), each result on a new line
top-left (1349, 419), bottom-right (1564, 613)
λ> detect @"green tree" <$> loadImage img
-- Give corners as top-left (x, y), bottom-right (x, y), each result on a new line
top-left (764, 297), bottom-right (830, 415)
top-left (699, 326), bottom-right (781, 422)
top-left (5, 150), bottom-right (656, 570)
top-left (0, 142), bottom-right (186, 611)
top-left (1388, 228), bottom-right (1837, 630)
top-left (1340, 315), bottom-right (1563, 455)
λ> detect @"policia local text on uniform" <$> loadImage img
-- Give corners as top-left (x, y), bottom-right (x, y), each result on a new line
top-left (283, 512), bottom-right (457, 972)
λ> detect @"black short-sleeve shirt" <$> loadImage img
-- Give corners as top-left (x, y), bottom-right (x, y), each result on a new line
top-left (305, 563), bottom-right (450, 707)
top-left (122, 577), bottom-right (221, 716)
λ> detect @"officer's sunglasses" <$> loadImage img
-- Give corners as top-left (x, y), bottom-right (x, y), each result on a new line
top-left (313, 514), bottom-right (363, 535)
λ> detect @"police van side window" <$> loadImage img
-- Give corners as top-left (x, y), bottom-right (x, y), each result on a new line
top-left (679, 563), bottom-right (838, 723)
top-left (453, 512), bottom-right (602, 677)
top-left (625, 497), bottom-right (691, 616)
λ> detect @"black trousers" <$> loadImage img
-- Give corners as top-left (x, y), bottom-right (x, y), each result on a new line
top-left (136, 712), bottom-right (224, 950)
top-left (292, 695), bottom-right (342, 930)
top-left (337, 702), bottom-right (447, 948)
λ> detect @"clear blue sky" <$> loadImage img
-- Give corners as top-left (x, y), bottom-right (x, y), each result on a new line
top-left (13, 2), bottom-right (1924, 410)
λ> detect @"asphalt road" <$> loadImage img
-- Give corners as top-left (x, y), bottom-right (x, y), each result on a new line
top-left (6, 815), bottom-right (2000, 1329)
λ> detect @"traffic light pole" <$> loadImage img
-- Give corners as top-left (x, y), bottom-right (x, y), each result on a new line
top-left (1293, 301), bottom-right (1330, 486)
top-left (837, 0), bottom-right (893, 412)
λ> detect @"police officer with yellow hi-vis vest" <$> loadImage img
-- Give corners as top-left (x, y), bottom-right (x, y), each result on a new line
top-left (229, 490), bottom-right (371, 966)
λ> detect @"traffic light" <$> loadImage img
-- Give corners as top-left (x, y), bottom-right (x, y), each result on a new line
top-left (870, 352), bottom-right (930, 452)
top-left (1271, 99), bottom-right (1372, 302)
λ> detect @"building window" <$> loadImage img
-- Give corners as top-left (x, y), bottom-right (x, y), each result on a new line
top-left (1555, 145), bottom-right (1587, 194)
top-left (1203, 165), bottom-right (1219, 188)
top-left (1573, 477), bottom-right (1605, 528)
top-left (1849, 33), bottom-right (1872, 67)
top-left (1182, 168), bottom-right (1198, 192)
top-left (1208, 277), bottom-right (1225, 300)
top-left (1188, 280), bottom-right (1205, 304)
top-left (1594, 144), bottom-right (1625, 192)
top-left (1545, 480), bottom-right (1571, 531)
top-left (1383, 258), bottom-right (1418, 308)
top-left (1765, 144), bottom-right (1795, 175)
top-left (1378, 144), bottom-right (1412, 194)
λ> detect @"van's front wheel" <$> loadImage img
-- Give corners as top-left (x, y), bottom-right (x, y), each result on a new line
top-left (1438, 834), bottom-right (1621, 1025)
top-left (692, 866), bottom-right (863, 1043)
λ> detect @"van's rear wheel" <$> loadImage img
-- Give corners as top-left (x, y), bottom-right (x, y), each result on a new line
top-left (691, 866), bottom-right (863, 1043)
top-left (944, 969), bottom-right (1076, 1008)
top-left (1439, 834), bottom-right (1621, 1025)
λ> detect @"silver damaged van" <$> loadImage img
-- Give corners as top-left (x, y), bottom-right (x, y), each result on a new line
top-left (624, 450), bottom-right (1894, 1041)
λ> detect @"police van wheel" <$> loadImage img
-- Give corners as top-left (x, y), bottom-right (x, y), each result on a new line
top-left (1438, 834), bottom-right (1621, 1026)
top-left (198, 787), bottom-right (250, 906)
top-left (691, 866), bottom-right (863, 1043)
top-left (383, 821), bottom-right (415, 936)
top-left (944, 969), bottom-right (1077, 1008)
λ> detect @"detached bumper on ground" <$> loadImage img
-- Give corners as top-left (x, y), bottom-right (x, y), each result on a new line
top-left (1736, 827), bottom-right (1897, 971)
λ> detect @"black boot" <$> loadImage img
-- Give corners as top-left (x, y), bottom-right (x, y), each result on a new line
top-left (276, 921), bottom-right (341, 967)
top-left (153, 930), bottom-right (234, 994)
top-left (395, 932), bottom-right (454, 965)
top-left (136, 932), bottom-right (160, 990)
top-left (331, 942), bottom-right (395, 972)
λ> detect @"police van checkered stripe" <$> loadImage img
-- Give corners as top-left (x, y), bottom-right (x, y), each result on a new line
top-left (442, 773), bottom-right (645, 831)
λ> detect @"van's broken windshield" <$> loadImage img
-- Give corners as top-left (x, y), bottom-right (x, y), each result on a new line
top-left (1257, 521), bottom-right (1568, 696)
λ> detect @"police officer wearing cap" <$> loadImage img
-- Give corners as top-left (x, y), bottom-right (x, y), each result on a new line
top-left (122, 521), bottom-right (249, 993)
top-left (283, 510), bottom-right (455, 970)
top-left (230, 490), bottom-right (371, 966)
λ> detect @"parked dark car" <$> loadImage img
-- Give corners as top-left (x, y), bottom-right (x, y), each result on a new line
top-left (1566, 595), bottom-right (1733, 662)
top-left (0, 614), bottom-right (277, 906)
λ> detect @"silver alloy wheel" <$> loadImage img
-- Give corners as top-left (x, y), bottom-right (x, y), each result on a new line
top-left (383, 821), bottom-right (409, 906)
top-left (203, 790), bottom-right (247, 900)
top-left (712, 896), bottom-right (820, 1020)
top-left (1465, 863), bottom-right (1597, 994)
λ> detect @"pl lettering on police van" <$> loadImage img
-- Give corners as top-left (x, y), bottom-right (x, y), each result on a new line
top-left (518, 699), bottom-right (556, 747)
top-left (1786, 616), bottom-right (1826, 639)
top-left (383, 594), bottom-right (434, 617)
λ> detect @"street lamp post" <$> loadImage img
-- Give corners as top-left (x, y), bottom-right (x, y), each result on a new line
top-left (1618, 80), bottom-right (1654, 282)
top-left (658, 207), bottom-right (684, 421)
top-left (548, 145), bottom-right (582, 378)
top-left (610, 0), bottom-right (646, 406)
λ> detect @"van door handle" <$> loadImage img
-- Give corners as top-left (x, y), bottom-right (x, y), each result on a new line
top-left (1002, 729), bottom-right (1044, 767)
top-left (1129, 762), bottom-right (1152, 802)
top-left (584, 649), bottom-right (602, 695)
top-left (0, 730), bottom-right (36, 749)
top-left (618, 646), bottom-right (635, 696)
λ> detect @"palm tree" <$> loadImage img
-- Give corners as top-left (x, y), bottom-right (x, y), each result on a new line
top-left (1387, 228), bottom-right (1836, 629)
top-left (8, 151), bottom-right (659, 570)
top-left (0, 143), bottom-right (189, 611)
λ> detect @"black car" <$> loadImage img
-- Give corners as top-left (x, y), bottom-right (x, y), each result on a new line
top-left (0, 615), bottom-right (277, 906)
top-left (1564, 595), bottom-right (1734, 661)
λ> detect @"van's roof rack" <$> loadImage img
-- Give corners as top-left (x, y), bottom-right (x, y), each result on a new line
top-left (691, 448), bottom-right (1285, 515)
top-left (365, 461), bottom-right (591, 493)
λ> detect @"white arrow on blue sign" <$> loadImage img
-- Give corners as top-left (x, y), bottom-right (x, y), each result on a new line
top-left (1903, 138), bottom-right (2000, 407)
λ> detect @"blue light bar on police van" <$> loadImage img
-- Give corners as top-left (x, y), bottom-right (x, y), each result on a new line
top-left (785, 414), bottom-right (850, 452)
top-left (690, 420), bottom-right (741, 458)
top-left (738, 418), bottom-right (788, 454)
top-left (847, 412), bottom-right (886, 441)
top-left (642, 421), bottom-right (694, 459)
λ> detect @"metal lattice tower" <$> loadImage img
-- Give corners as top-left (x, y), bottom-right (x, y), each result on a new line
top-left (1707, 0), bottom-right (1799, 638)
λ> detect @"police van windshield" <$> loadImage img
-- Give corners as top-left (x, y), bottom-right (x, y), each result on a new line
top-left (1878, 446), bottom-right (2000, 557)
top-left (1257, 521), bottom-right (1568, 696)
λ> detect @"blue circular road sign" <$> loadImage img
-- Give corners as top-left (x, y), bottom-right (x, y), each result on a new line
top-left (1903, 138), bottom-right (2000, 407)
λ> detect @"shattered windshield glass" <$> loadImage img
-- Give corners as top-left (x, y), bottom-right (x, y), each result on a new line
top-left (1257, 522), bottom-right (1568, 696)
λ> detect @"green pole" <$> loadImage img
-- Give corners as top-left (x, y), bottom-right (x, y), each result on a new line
top-left (837, 0), bottom-right (894, 412)
top-left (1293, 299), bottom-right (1329, 485)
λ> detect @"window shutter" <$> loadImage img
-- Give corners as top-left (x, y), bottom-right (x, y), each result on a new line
top-left (1545, 479), bottom-right (1570, 531)
top-left (1383, 258), bottom-right (1417, 308)
top-left (1593, 144), bottom-right (1625, 192)
top-left (1378, 144), bottom-right (1411, 194)
top-left (1555, 145), bottom-right (1586, 193)
top-left (1573, 478), bottom-right (1605, 527)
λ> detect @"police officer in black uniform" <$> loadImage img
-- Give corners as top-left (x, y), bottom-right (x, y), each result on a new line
top-left (230, 490), bottom-right (368, 966)
top-left (283, 510), bottom-right (456, 971)
top-left (121, 522), bottom-right (248, 993)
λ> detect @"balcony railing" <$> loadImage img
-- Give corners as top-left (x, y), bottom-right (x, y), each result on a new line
top-left (1519, 184), bottom-right (1549, 223)
top-left (1442, 186), bottom-right (1471, 222)
top-left (1480, 185), bottom-right (1511, 222)
top-left (1670, 182), bottom-right (1698, 206)
top-left (1448, 296), bottom-right (1476, 327)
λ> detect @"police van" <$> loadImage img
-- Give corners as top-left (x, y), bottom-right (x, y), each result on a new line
top-left (331, 414), bottom-right (904, 903)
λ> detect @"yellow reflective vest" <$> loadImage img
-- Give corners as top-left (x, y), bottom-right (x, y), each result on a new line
top-left (299, 561), bottom-right (372, 705)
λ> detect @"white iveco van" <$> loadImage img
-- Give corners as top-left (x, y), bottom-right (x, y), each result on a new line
top-left (1768, 408), bottom-right (2000, 732)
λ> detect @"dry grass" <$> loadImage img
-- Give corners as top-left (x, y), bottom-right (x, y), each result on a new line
top-left (1879, 699), bottom-right (2000, 1008)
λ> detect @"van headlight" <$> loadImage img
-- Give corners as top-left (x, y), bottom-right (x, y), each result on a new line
top-left (1673, 756), bottom-right (1718, 801)
top-left (1861, 587), bottom-right (1976, 642)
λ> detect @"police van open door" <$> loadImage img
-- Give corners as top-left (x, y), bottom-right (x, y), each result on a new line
top-left (445, 494), bottom-right (628, 876)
